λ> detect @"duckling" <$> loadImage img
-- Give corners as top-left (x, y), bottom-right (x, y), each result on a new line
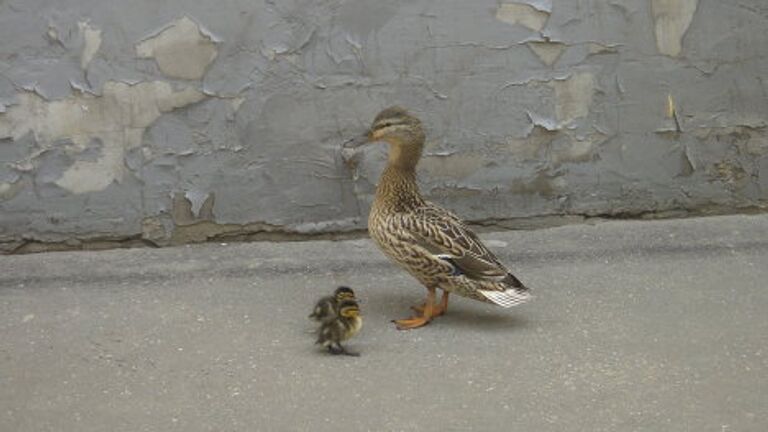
top-left (343, 106), bottom-right (531, 330)
top-left (309, 286), bottom-right (356, 323)
top-left (316, 299), bottom-right (362, 356)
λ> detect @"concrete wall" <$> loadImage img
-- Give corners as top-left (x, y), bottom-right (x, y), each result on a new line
top-left (1, 0), bottom-right (767, 252)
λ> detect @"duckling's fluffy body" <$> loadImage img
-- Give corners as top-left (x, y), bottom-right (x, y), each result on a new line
top-left (316, 299), bottom-right (362, 356)
top-left (309, 286), bottom-right (356, 323)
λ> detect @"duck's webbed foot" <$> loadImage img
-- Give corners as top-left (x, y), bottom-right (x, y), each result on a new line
top-left (392, 315), bottom-right (432, 330)
top-left (410, 291), bottom-right (449, 317)
top-left (394, 286), bottom-right (441, 330)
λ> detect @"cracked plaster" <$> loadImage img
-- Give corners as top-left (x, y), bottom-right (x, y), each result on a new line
top-left (136, 16), bottom-right (218, 80)
top-left (0, 0), bottom-right (767, 251)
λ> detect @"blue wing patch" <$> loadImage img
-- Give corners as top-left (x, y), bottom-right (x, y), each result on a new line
top-left (436, 254), bottom-right (463, 277)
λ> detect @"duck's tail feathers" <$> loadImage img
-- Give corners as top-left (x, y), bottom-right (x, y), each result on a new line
top-left (478, 287), bottom-right (532, 308)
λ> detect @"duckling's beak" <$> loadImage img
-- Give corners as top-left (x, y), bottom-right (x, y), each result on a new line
top-left (343, 131), bottom-right (372, 149)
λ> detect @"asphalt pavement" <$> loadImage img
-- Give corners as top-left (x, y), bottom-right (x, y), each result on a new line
top-left (1, 214), bottom-right (767, 431)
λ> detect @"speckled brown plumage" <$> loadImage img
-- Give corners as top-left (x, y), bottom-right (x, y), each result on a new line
top-left (344, 106), bottom-right (531, 329)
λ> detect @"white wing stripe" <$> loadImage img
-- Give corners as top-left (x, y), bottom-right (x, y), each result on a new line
top-left (479, 289), bottom-right (532, 308)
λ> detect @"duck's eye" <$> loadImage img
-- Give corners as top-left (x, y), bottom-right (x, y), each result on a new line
top-left (378, 122), bottom-right (393, 129)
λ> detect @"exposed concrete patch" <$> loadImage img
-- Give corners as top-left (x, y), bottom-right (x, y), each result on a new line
top-left (528, 40), bottom-right (566, 66)
top-left (420, 153), bottom-right (485, 179)
top-left (526, 111), bottom-right (561, 132)
top-left (496, 3), bottom-right (550, 31)
top-left (550, 72), bottom-right (595, 126)
top-left (168, 220), bottom-right (362, 246)
top-left (693, 126), bottom-right (768, 156)
top-left (679, 148), bottom-right (695, 177)
top-left (745, 133), bottom-right (768, 157)
top-left (587, 43), bottom-right (618, 55)
top-left (78, 21), bottom-right (102, 70)
top-left (550, 132), bottom-right (607, 165)
top-left (507, 126), bottom-right (559, 161)
top-left (651, 0), bottom-right (698, 57)
top-left (0, 82), bottom-right (207, 194)
top-left (136, 16), bottom-right (218, 80)
top-left (509, 170), bottom-right (562, 198)
top-left (172, 191), bottom-right (215, 226)
top-left (230, 97), bottom-right (245, 112)
top-left (141, 216), bottom-right (168, 244)
top-left (0, 180), bottom-right (24, 201)
top-left (759, 158), bottom-right (768, 193)
top-left (711, 160), bottom-right (747, 187)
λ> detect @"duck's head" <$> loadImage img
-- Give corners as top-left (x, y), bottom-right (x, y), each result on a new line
top-left (345, 106), bottom-right (425, 149)
top-left (334, 286), bottom-right (356, 302)
top-left (338, 299), bottom-right (361, 319)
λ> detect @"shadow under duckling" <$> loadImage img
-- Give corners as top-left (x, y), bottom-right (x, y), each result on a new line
top-left (316, 299), bottom-right (362, 357)
top-left (309, 286), bottom-right (356, 323)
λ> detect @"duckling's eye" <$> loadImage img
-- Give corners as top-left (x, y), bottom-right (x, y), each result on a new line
top-left (378, 122), bottom-right (393, 129)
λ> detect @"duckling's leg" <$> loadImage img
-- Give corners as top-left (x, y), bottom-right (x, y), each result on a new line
top-left (394, 286), bottom-right (437, 330)
top-left (329, 343), bottom-right (360, 357)
top-left (411, 290), bottom-right (450, 317)
top-left (338, 343), bottom-right (360, 357)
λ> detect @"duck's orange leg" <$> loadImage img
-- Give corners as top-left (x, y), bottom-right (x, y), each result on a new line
top-left (411, 290), bottom-right (450, 317)
top-left (394, 286), bottom-right (437, 330)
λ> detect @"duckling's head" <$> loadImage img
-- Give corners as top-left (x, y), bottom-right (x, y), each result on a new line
top-left (345, 106), bottom-right (425, 149)
top-left (338, 299), bottom-right (361, 318)
top-left (334, 286), bottom-right (356, 301)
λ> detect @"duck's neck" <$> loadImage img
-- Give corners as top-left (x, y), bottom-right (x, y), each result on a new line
top-left (375, 142), bottom-right (425, 209)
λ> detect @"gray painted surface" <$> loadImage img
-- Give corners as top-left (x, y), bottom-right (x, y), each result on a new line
top-left (1, 1), bottom-right (767, 250)
top-left (1, 214), bottom-right (767, 431)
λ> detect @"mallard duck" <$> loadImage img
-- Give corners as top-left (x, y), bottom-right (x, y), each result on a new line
top-left (344, 106), bottom-right (531, 330)
top-left (316, 299), bottom-right (362, 356)
top-left (309, 286), bottom-right (356, 323)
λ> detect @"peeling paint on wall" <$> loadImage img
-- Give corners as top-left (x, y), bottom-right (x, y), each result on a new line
top-left (496, 2), bottom-right (550, 31)
top-left (507, 126), bottom-right (558, 161)
top-left (0, 82), bottom-right (206, 193)
top-left (528, 41), bottom-right (565, 66)
top-left (651, 0), bottom-right (698, 57)
top-left (420, 153), bottom-right (486, 179)
top-left (551, 73), bottom-right (595, 126)
top-left (550, 132), bottom-right (605, 165)
top-left (136, 16), bottom-right (218, 80)
top-left (78, 21), bottom-right (102, 70)
top-left (0, 0), bottom-right (767, 251)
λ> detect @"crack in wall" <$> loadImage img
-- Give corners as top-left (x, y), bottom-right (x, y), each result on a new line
top-left (0, 0), bottom-right (767, 251)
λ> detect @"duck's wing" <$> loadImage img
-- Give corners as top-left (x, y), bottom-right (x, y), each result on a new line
top-left (399, 203), bottom-right (525, 289)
